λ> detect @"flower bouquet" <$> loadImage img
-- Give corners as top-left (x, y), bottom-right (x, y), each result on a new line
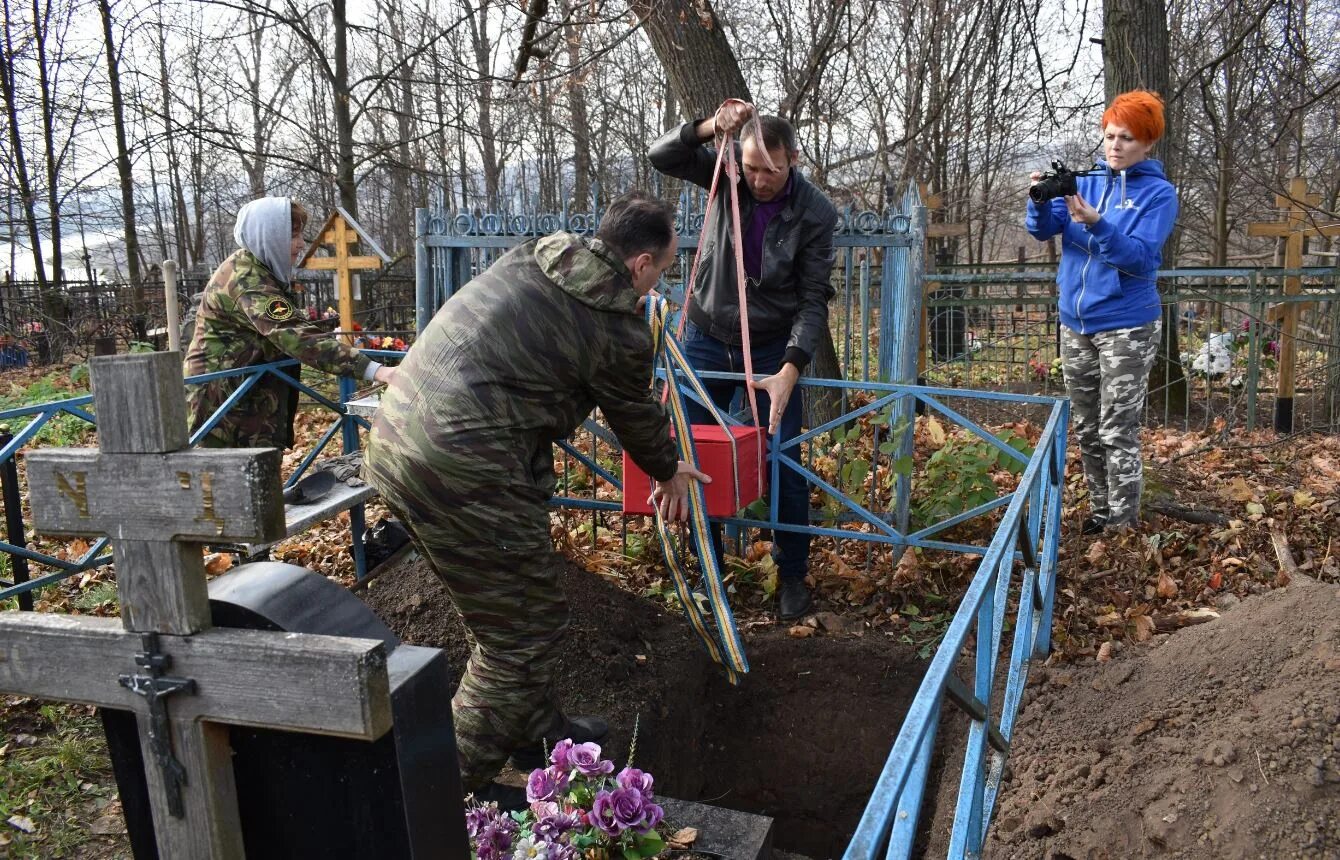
top-left (467, 739), bottom-right (667, 860)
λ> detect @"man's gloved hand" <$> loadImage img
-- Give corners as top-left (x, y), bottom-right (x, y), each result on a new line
top-left (315, 451), bottom-right (365, 487)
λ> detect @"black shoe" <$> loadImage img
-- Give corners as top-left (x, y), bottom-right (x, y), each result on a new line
top-left (778, 579), bottom-right (813, 620)
top-left (470, 781), bottom-right (527, 812)
top-left (1081, 515), bottom-right (1108, 536)
top-left (509, 714), bottom-right (610, 771)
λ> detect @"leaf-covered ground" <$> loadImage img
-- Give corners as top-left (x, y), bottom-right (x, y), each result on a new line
top-left (1, 360), bottom-right (1335, 854)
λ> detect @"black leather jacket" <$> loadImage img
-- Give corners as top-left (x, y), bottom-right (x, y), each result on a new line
top-left (648, 120), bottom-right (837, 371)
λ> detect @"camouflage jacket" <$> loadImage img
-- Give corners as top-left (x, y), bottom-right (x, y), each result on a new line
top-left (183, 249), bottom-right (370, 449)
top-left (365, 231), bottom-right (678, 501)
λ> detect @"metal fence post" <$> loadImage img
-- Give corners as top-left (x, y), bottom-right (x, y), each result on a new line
top-left (0, 425), bottom-right (32, 610)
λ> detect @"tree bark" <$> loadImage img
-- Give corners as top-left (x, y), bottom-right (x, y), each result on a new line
top-left (564, 5), bottom-right (591, 209)
top-left (1, 0), bottom-right (50, 299)
top-left (628, 0), bottom-right (751, 119)
top-left (332, 0), bottom-right (358, 217)
top-left (98, 0), bottom-right (144, 325)
top-left (1103, 0), bottom-right (1185, 416)
top-left (33, 0), bottom-right (63, 298)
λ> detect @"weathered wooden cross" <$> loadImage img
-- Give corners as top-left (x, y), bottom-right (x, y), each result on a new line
top-left (1246, 176), bottom-right (1340, 433)
top-left (298, 207), bottom-right (392, 343)
top-left (0, 352), bottom-right (394, 858)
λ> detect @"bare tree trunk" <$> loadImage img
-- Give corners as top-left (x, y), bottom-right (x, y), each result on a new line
top-left (629, 0), bottom-right (751, 118)
top-left (1103, 0), bottom-right (1185, 415)
top-left (564, 6), bottom-right (591, 209)
top-left (332, 0), bottom-right (358, 217)
top-left (33, 0), bottom-right (64, 295)
top-left (467, 1), bottom-right (502, 207)
top-left (1, 0), bottom-right (50, 299)
top-left (98, 0), bottom-right (145, 329)
top-left (156, 15), bottom-right (189, 267)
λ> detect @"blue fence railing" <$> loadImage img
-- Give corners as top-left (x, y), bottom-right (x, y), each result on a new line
top-left (0, 358), bottom-right (382, 607)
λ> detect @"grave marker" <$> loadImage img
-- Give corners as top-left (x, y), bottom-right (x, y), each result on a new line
top-left (0, 353), bottom-right (397, 858)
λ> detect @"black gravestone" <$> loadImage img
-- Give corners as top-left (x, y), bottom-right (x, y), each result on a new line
top-left (103, 562), bottom-right (468, 859)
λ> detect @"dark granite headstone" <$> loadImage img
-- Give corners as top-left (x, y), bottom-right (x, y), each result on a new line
top-left (659, 796), bottom-right (774, 860)
top-left (103, 561), bottom-right (468, 859)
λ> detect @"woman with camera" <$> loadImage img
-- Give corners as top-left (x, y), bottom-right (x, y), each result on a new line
top-left (1026, 90), bottom-right (1178, 534)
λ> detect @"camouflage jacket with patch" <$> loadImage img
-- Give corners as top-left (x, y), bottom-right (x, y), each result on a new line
top-left (365, 231), bottom-right (678, 501)
top-left (183, 248), bottom-right (370, 448)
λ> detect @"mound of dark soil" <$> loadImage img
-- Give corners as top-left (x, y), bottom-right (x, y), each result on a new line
top-left (359, 555), bottom-right (929, 857)
top-left (987, 578), bottom-right (1340, 859)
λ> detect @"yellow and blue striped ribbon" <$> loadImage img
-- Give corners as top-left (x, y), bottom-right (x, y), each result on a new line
top-left (641, 296), bottom-right (750, 683)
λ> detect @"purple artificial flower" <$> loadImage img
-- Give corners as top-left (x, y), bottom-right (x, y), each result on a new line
top-left (473, 818), bottom-right (517, 860)
top-left (545, 765), bottom-right (571, 795)
top-left (591, 790), bottom-right (622, 837)
top-left (640, 801), bottom-right (665, 834)
top-left (549, 738), bottom-right (575, 770)
top-left (527, 769), bottom-right (561, 803)
top-left (569, 742), bottom-right (614, 778)
top-left (530, 800), bottom-right (561, 820)
top-left (616, 767), bottom-right (654, 797)
top-left (592, 787), bottom-right (654, 836)
top-left (466, 802), bottom-right (506, 838)
top-left (533, 809), bottom-right (583, 842)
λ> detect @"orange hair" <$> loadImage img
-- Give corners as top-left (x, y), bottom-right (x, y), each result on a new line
top-left (1101, 90), bottom-right (1165, 144)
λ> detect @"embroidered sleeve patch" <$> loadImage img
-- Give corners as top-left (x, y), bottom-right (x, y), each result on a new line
top-left (265, 298), bottom-right (296, 322)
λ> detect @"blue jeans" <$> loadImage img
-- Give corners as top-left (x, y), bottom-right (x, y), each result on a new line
top-left (679, 322), bottom-right (810, 582)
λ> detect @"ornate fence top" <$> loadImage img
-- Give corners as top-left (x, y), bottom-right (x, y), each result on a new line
top-left (419, 181), bottom-right (928, 243)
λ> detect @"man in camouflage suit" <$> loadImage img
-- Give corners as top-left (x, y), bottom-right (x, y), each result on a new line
top-left (184, 196), bottom-right (394, 449)
top-left (363, 192), bottom-right (707, 808)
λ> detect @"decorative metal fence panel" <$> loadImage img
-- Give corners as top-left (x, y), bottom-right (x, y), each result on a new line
top-left (924, 265), bottom-right (1340, 434)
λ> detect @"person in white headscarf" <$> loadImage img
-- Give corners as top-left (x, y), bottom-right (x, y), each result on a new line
top-left (184, 196), bottom-right (394, 449)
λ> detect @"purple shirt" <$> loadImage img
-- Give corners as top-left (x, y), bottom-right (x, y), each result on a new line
top-left (742, 173), bottom-right (793, 284)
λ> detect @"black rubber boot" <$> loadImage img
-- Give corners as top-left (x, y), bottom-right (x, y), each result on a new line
top-left (778, 579), bottom-right (813, 620)
top-left (510, 714), bottom-right (610, 771)
top-left (1081, 515), bottom-right (1108, 536)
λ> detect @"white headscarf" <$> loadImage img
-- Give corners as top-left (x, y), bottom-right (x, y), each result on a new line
top-left (234, 196), bottom-right (296, 285)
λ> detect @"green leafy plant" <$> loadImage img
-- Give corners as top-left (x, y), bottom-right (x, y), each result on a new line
top-left (913, 429), bottom-right (1032, 526)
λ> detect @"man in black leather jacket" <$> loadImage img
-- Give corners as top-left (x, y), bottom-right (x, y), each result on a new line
top-left (648, 101), bottom-right (837, 620)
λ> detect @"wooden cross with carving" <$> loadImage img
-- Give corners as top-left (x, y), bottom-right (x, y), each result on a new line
top-left (0, 353), bottom-right (393, 858)
top-left (298, 207), bottom-right (392, 343)
top-left (1246, 177), bottom-right (1340, 432)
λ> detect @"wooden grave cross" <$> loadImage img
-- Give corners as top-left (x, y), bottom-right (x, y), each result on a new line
top-left (0, 352), bottom-right (394, 859)
top-left (1246, 176), bottom-right (1340, 432)
top-left (297, 207), bottom-right (392, 344)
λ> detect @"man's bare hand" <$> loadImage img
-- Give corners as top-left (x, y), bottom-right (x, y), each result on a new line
top-left (713, 99), bottom-right (753, 137)
top-left (651, 460), bottom-right (712, 522)
top-left (749, 363), bottom-right (800, 436)
top-left (373, 365), bottom-right (397, 385)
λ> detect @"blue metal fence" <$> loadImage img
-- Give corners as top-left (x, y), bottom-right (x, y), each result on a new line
top-left (0, 359), bottom-right (376, 607)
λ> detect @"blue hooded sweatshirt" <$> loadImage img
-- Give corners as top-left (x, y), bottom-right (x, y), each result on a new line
top-left (1026, 158), bottom-right (1177, 335)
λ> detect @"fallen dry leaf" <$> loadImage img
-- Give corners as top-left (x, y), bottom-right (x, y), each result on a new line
top-left (7, 814), bottom-right (35, 834)
top-left (1086, 540), bottom-right (1109, 566)
top-left (203, 553), bottom-right (233, 576)
top-left (1220, 477), bottom-right (1256, 503)
top-left (925, 416), bottom-right (947, 447)
top-left (788, 625), bottom-right (816, 638)
top-left (1097, 641), bottom-right (1114, 662)
top-left (1130, 615), bottom-right (1156, 641)
top-left (1156, 571), bottom-right (1178, 599)
top-left (668, 827), bottom-right (699, 849)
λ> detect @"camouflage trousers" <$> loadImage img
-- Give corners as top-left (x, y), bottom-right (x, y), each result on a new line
top-left (362, 450), bottom-right (568, 791)
top-left (1061, 320), bottom-right (1161, 527)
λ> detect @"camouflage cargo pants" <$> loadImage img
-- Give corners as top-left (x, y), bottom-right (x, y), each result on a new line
top-left (1061, 320), bottom-right (1160, 527)
top-left (362, 451), bottom-right (568, 791)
